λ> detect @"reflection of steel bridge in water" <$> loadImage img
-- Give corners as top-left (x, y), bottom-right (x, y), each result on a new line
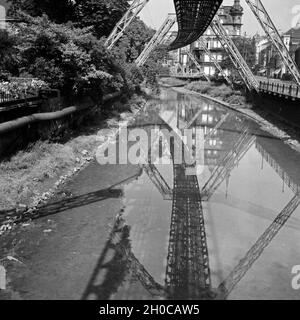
top-left (82, 94), bottom-right (300, 300)
top-left (143, 106), bottom-right (300, 299)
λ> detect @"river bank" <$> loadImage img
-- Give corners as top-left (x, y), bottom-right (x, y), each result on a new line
top-left (172, 86), bottom-right (300, 153)
top-left (0, 94), bottom-right (147, 233)
top-left (159, 77), bottom-right (300, 152)
top-left (1, 87), bottom-right (300, 300)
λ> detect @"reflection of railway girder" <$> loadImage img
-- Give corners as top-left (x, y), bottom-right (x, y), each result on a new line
top-left (143, 163), bottom-right (173, 200)
top-left (165, 163), bottom-right (213, 299)
top-left (217, 194), bottom-right (300, 299)
top-left (202, 126), bottom-right (256, 201)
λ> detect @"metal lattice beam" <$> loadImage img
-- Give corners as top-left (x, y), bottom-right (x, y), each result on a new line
top-left (143, 163), bottom-right (173, 200)
top-left (105, 0), bottom-right (149, 50)
top-left (186, 49), bottom-right (210, 81)
top-left (170, 0), bottom-right (223, 50)
top-left (197, 37), bottom-right (233, 86)
top-left (245, 0), bottom-right (300, 86)
top-left (217, 194), bottom-right (300, 299)
top-left (136, 14), bottom-right (176, 67)
top-left (210, 17), bottom-right (259, 91)
top-left (165, 163), bottom-right (213, 299)
top-left (202, 126), bottom-right (256, 201)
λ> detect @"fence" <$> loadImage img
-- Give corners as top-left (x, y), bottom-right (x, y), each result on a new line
top-left (259, 80), bottom-right (300, 100)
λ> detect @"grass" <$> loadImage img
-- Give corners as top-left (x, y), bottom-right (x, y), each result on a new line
top-left (160, 77), bottom-right (188, 87)
top-left (0, 95), bottom-right (145, 211)
top-left (0, 137), bottom-right (100, 210)
top-left (185, 81), bottom-right (247, 106)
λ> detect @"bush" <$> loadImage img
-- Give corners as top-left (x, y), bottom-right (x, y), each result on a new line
top-left (185, 81), bottom-right (246, 106)
top-left (225, 94), bottom-right (246, 105)
top-left (185, 81), bottom-right (211, 94)
top-left (0, 79), bottom-right (48, 98)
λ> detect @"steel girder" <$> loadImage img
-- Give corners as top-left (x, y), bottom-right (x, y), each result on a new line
top-left (170, 0), bottom-right (223, 50)
top-left (218, 194), bottom-right (300, 299)
top-left (201, 125), bottom-right (256, 201)
top-left (197, 37), bottom-right (233, 86)
top-left (245, 0), bottom-right (300, 86)
top-left (105, 0), bottom-right (149, 50)
top-left (186, 49), bottom-right (210, 81)
top-left (136, 14), bottom-right (176, 67)
top-left (211, 17), bottom-right (259, 91)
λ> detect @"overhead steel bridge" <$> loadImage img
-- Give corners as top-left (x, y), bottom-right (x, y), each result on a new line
top-left (169, 0), bottom-right (223, 50)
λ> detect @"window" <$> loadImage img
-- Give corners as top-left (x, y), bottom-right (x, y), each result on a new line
top-left (204, 55), bottom-right (210, 62)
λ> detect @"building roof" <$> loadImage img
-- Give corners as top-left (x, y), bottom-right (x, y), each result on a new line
top-left (284, 27), bottom-right (300, 40)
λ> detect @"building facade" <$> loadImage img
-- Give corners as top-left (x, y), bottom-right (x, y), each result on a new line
top-left (255, 27), bottom-right (300, 78)
top-left (177, 0), bottom-right (244, 76)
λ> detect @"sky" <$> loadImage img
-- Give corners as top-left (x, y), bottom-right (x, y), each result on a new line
top-left (139, 0), bottom-right (300, 36)
top-left (0, 0), bottom-right (299, 35)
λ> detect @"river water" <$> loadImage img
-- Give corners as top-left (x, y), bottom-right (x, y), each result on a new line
top-left (86, 88), bottom-right (300, 300)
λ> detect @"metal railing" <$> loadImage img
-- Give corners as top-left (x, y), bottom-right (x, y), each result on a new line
top-left (0, 90), bottom-right (39, 104)
top-left (170, 69), bottom-right (208, 79)
top-left (259, 81), bottom-right (300, 99)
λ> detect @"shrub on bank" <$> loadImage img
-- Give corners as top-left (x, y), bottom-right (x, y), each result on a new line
top-left (0, 79), bottom-right (48, 98)
top-left (160, 78), bottom-right (187, 87)
top-left (185, 81), bottom-right (246, 106)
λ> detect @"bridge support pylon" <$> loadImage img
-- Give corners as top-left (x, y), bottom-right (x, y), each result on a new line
top-left (105, 0), bottom-right (149, 50)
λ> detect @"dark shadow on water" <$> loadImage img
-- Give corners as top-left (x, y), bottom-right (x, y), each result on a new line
top-left (81, 215), bottom-right (131, 300)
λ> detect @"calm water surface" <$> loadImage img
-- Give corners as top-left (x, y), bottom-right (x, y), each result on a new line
top-left (89, 89), bottom-right (300, 300)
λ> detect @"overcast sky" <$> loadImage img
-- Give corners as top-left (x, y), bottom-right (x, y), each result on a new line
top-left (139, 0), bottom-right (300, 35)
top-left (0, 0), bottom-right (299, 35)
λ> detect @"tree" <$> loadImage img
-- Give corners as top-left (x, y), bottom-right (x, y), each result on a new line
top-left (220, 36), bottom-right (256, 79)
top-left (11, 14), bottom-right (127, 100)
top-left (112, 17), bottom-right (155, 64)
top-left (0, 30), bottom-right (18, 78)
top-left (74, 0), bottom-right (129, 38)
top-left (4, 0), bottom-right (161, 96)
top-left (8, 0), bottom-right (76, 23)
top-left (8, 0), bottom-right (129, 38)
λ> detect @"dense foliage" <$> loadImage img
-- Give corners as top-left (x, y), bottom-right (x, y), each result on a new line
top-left (8, 0), bottom-right (129, 33)
top-left (1, 0), bottom-right (162, 101)
top-left (185, 81), bottom-right (247, 106)
top-left (220, 36), bottom-right (256, 80)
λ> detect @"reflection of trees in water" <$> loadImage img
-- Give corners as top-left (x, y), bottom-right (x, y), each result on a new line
top-left (83, 92), bottom-right (300, 300)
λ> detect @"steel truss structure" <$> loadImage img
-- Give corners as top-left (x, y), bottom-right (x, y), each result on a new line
top-left (218, 194), bottom-right (300, 299)
top-left (165, 163), bottom-right (213, 299)
top-left (136, 14), bottom-right (176, 67)
top-left (105, 0), bottom-right (149, 50)
top-left (202, 125), bottom-right (256, 201)
top-left (170, 0), bottom-right (223, 50)
top-left (186, 49), bottom-right (210, 81)
top-left (197, 37), bottom-right (233, 86)
top-left (162, 31), bottom-right (178, 46)
top-left (143, 163), bottom-right (173, 200)
top-left (211, 17), bottom-right (259, 91)
top-left (245, 0), bottom-right (300, 86)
